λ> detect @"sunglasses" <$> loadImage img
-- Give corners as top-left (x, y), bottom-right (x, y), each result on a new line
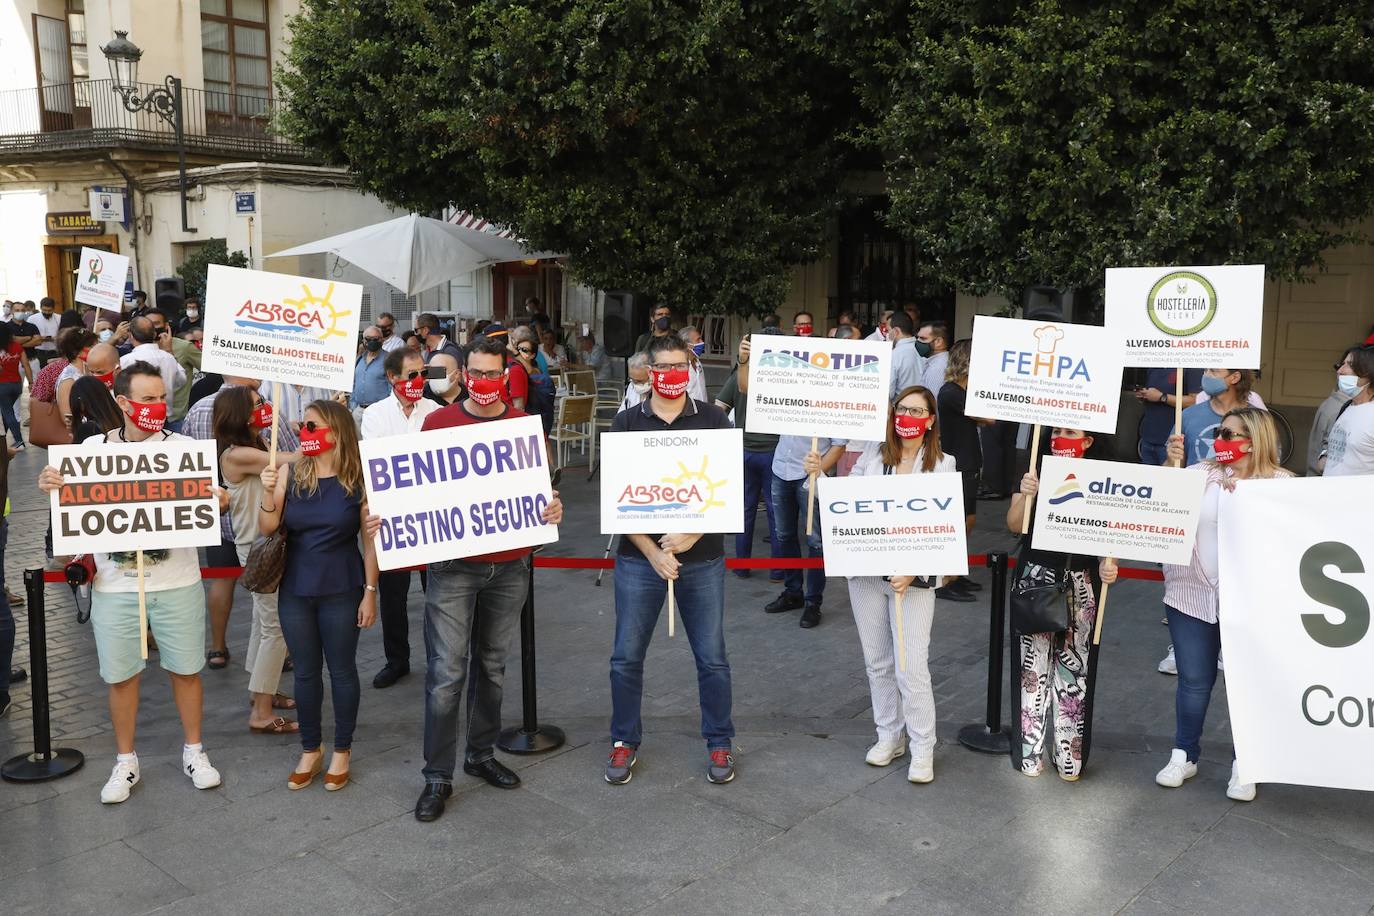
top-left (302, 421), bottom-right (331, 433)
top-left (517, 347), bottom-right (535, 355)
top-left (1216, 428), bottom-right (1248, 441)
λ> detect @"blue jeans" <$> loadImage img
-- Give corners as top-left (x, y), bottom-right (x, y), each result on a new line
top-left (736, 449), bottom-right (779, 562)
top-left (1140, 440), bottom-right (1168, 467)
top-left (610, 553), bottom-right (732, 749)
top-left (0, 381), bottom-right (22, 446)
top-left (0, 519), bottom-right (12, 702)
top-left (421, 556), bottom-right (527, 785)
top-left (278, 588), bottom-right (363, 751)
top-left (771, 474), bottom-right (826, 604)
top-left (1166, 605), bottom-right (1220, 763)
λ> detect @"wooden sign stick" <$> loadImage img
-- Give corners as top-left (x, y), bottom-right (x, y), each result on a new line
top-left (667, 578), bottom-right (676, 638)
top-left (268, 381), bottom-right (281, 464)
top-left (894, 591), bottom-right (907, 673)
top-left (136, 549), bottom-right (148, 661)
top-left (1093, 579), bottom-right (1111, 646)
top-left (1171, 368), bottom-right (1184, 467)
top-left (1020, 425), bottom-right (1042, 535)
top-left (805, 436), bottom-right (819, 536)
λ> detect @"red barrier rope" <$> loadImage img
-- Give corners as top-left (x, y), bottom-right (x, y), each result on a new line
top-left (41, 554), bottom-right (1167, 583)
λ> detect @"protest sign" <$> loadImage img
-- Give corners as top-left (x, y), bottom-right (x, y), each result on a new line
top-left (1219, 475), bottom-right (1374, 792)
top-left (202, 264), bottom-right (362, 390)
top-left (49, 439), bottom-right (221, 555)
top-left (744, 335), bottom-right (891, 442)
top-left (1032, 457), bottom-right (1205, 566)
top-left (73, 247), bottom-right (130, 312)
top-left (818, 474), bottom-right (968, 578)
top-left (1105, 264), bottom-right (1264, 369)
top-left (965, 315), bottom-right (1124, 433)
top-left (600, 429), bottom-right (744, 534)
top-left (360, 414), bottom-right (557, 571)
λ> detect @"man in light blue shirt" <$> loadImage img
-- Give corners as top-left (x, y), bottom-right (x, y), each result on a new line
top-left (769, 433), bottom-right (846, 629)
top-left (887, 310), bottom-right (924, 400)
top-left (918, 321), bottom-right (951, 396)
top-left (351, 325), bottom-right (390, 412)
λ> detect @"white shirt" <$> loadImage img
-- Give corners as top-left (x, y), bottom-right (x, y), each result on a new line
top-left (380, 334), bottom-right (406, 353)
top-left (851, 441), bottom-right (957, 477)
top-left (1323, 400), bottom-right (1374, 477)
top-left (31, 312), bottom-right (61, 351)
top-left (361, 393), bottom-right (439, 439)
top-left (121, 342), bottom-right (186, 397)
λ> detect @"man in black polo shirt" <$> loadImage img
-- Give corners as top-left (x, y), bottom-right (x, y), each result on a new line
top-left (604, 335), bottom-right (737, 787)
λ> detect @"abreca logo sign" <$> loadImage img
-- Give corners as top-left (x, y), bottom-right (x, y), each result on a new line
top-left (1146, 270), bottom-right (1218, 336)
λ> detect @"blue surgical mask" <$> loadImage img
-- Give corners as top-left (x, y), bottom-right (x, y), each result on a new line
top-left (1200, 374), bottom-right (1229, 397)
top-left (691, 342), bottom-right (705, 357)
top-left (1337, 374), bottom-right (1364, 396)
top-left (98, 329), bottom-right (114, 343)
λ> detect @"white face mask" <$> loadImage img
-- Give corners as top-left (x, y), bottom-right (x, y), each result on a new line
top-left (631, 380), bottom-right (652, 396)
top-left (1337, 374), bottom-right (1366, 397)
top-left (98, 329), bottom-right (114, 342)
top-left (429, 375), bottom-right (455, 396)
top-left (186, 309), bottom-right (199, 320)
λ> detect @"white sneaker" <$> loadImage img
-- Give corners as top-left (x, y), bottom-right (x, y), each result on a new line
top-left (865, 738), bottom-right (907, 767)
top-left (1158, 645), bottom-right (1177, 675)
top-left (182, 747), bottom-right (222, 790)
top-left (1155, 749), bottom-right (1197, 788)
top-left (101, 757), bottom-right (141, 804)
top-left (907, 753), bottom-right (934, 784)
top-left (1227, 761), bottom-right (1255, 802)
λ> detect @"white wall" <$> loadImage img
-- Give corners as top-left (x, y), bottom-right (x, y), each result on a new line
top-left (0, 190), bottom-right (53, 299)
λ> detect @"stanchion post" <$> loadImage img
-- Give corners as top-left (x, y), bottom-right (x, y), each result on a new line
top-left (498, 558), bottom-right (566, 754)
top-left (2, 568), bottom-right (84, 782)
top-left (957, 551), bottom-right (1012, 755)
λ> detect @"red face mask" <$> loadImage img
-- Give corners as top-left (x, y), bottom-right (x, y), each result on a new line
top-left (393, 375), bottom-right (425, 402)
top-left (466, 374), bottom-right (504, 406)
top-left (299, 426), bottom-right (335, 456)
top-left (250, 402), bottom-right (274, 430)
top-left (78, 348), bottom-right (91, 362)
top-left (650, 367), bottom-right (690, 399)
top-left (894, 415), bottom-right (932, 439)
top-left (124, 400), bottom-right (167, 433)
top-left (94, 370), bottom-right (115, 389)
top-left (794, 324), bottom-right (814, 337)
top-left (1050, 436), bottom-right (1088, 458)
top-left (1212, 437), bottom-right (1249, 464)
top-left (192, 339), bottom-right (203, 350)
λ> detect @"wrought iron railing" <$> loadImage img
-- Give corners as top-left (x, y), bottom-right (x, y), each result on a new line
top-left (0, 79), bottom-right (312, 161)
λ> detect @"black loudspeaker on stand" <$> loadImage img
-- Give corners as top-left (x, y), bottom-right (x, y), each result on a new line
top-left (498, 560), bottom-right (566, 754)
top-left (2, 568), bottom-right (84, 782)
top-left (957, 552), bottom-right (1012, 755)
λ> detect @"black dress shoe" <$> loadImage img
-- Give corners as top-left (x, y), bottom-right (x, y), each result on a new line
top-left (799, 603), bottom-right (822, 628)
top-left (9, 667), bottom-right (26, 684)
top-left (414, 783), bottom-right (452, 822)
top-left (935, 584), bottom-right (978, 603)
top-left (956, 577), bottom-right (983, 592)
top-left (463, 757), bottom-right (521, 789)
top-left (764, 592), bottom-right (804, 614)
top-left (372, 664), bottom-right (409, 689)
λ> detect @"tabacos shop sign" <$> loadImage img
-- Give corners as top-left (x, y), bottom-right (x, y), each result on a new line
top-left (1000, 324), bottom-right (1091, 382)
top-left (616, 445), bottom-right (727, 521)
top-left (235, 281), bottom-right (353, 342)
top-left (758, 348), bottom-right (881, 373)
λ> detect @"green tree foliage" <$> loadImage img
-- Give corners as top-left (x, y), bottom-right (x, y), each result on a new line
top-left (176, 239), bottom-right (249, 300)
top-left (853, 1), bottom-right (1374, 296)
top-left (278, 0), bottom-right (857, 315)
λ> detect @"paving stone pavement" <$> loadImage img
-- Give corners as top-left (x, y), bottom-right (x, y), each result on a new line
top-left (1, 443), bottom-right (1372, 915)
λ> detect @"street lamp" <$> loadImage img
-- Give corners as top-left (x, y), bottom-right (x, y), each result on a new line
top-left (99, 30), bottom-right (195, 233)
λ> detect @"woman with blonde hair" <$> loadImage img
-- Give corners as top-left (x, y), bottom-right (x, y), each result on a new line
top-left (843, 385), bottom-right (959, 784)
top-left (259, 399), bottom-right (379, 791)
top-left (1156, 407), bottom-right (1293, 801)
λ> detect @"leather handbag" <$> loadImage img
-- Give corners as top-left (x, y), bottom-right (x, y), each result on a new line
top-left (239, 530), bottom-right (286, 594)
top-left (1009, 552), bottom-right (1072, 635)
top-left (29, 400), bottom-right (72, 447)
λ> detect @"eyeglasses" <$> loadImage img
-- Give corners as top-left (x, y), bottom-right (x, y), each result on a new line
top-left (517, 346), bottom-right (536, 356)
top-left (894, 405), bottom-right (931, 417)
top-left (466, 369), bottom-right (505, 381)
top-left (1216, 428), bottom-right (1248, 441)
top-left (302, 421), bottom-right (331, 433)
top-left (651, 362), bottom-right (690, 372)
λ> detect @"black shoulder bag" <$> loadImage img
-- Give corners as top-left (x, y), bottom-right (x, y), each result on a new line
top-left (1009, 548), bottom-right (1072, 635)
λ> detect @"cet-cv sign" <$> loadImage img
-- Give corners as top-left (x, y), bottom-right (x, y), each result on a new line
top-left (1105, 264), bottom-right (1264, 369)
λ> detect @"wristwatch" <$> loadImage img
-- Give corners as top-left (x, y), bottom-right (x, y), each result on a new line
top-left (364, 584), bottom-right (378, 593)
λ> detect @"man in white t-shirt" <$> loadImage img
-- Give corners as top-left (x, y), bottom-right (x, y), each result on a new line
top-left (37, 360), bottom-right (224, 805)
top-left (31, 298), bottom-right (62, 367)
top-left (1322, 345), bottom-right (1374, 477)
top-left (119, 316), bottom-right (186, 401)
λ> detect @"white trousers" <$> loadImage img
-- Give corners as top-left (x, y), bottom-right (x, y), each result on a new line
top-left (847, 576), bottom-right (937, 752)
top-left (238, 543), bottom-right (287, 697)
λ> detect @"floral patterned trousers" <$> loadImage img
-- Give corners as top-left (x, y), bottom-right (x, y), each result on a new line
top-left (1012, 569), bottom-right (1098, 779)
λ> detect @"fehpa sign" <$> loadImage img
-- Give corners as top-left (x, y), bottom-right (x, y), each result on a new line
top-left (202, 264), bottom-right (363, 390)
top-left (965, 315), bottom-right (1124, 433)
top-left (1218, 475), bottom-right (1374, 792)
top-left (600, 429), bottom-right (744, 534)
top-left (1105, 264), bottom-right (1264, 369)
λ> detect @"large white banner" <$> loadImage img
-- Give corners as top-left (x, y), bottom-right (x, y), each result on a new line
top-left (818, 473), bottom-right (968, 577)
top-left (1032, 457), bottom-right (1206, 565)
top-left (1105, 264), bottom-right (1264, 369)
top-left (202, 264), bottom-right (362, 390)
top-left (965, 315), bottom-right (1124, 433)
top-left (600, 428), bottom-right (744, 534)
top-left (49, 440), bottom-right (221, 555)
top-left (73, 247), bottom-right (130, 312)
top-left (744, 335), bottom-right (892, 442)
top-left (360, 415), bottom-right (558, 570)
top-left (1219, 475), bottom-right (1374, 792)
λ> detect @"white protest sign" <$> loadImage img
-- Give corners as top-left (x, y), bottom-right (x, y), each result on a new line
top-left (73, 247), bottom-right (130, 312)
top-left (360, 414), bottom-right (557, 571)
top-left (1032, 456), bottom-right (1205, 565)
top-left (600, 428), bottom-right (744, 534)
top-left (203, 264), bottom-right (362, 390)
top-left (744, 335), bottom-right (891, 442)
top-left (1219, 475), bottom-right (1374, 791)
top-left (49, 439), bottom-right (221, 555)
top-left (818, 473), bottom-right (968, 577)
top-left (1105, 264), bottom-right (1264, 369)
top-left (965, 315), bottom-right (1124, 433)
